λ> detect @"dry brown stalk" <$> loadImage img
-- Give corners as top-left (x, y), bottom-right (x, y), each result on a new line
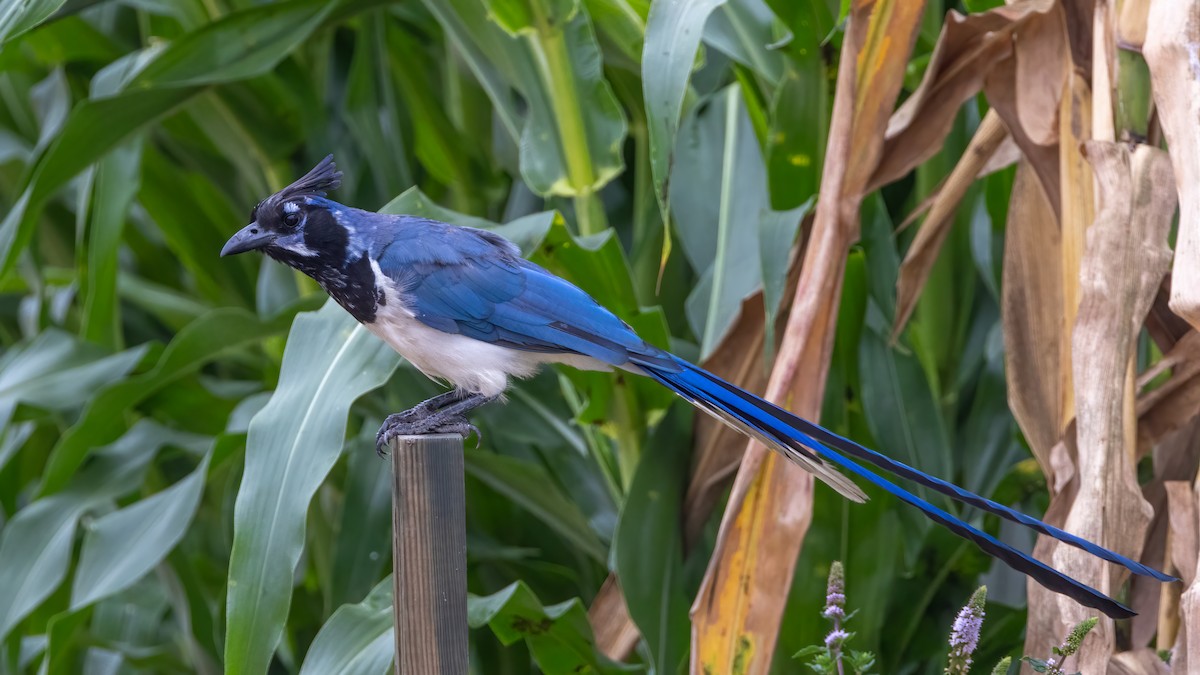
top-left (688, 1), bottom-right (925, 671)
top-left (890, 111), bottom-right (1006, 340)
top-left (1002, 160), bottom-right (1064, 485)
top-left (1028, 143), bottom-right (1175, 671)
top-left (1144, 0), bottom-right (1200, 332)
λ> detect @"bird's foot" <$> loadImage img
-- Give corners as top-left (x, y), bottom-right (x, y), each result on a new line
top-left (375, 412), bottom-right (480, 455)
top-left (375, 392), bottom-right (496, 456)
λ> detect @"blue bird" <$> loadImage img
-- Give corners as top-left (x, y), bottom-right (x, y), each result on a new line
top-left (221, 156), bottom-right (1173, 619)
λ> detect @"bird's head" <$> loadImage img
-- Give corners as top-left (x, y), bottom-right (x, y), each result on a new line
top-left (220, 155), bottom-right (346, 264)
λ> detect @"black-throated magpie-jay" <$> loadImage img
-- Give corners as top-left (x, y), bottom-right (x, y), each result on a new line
top-left (220, 155), bottom-right (1173, 618)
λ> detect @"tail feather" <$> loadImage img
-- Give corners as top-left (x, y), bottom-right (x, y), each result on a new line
top-left (641, 363), bottom-right (868, 503)
top-left (635, 354), bottom-right (1174, 618)
top-left (694, 365), bottom-right (1176, 583)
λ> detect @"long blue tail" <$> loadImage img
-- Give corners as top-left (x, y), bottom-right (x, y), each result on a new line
top-left (635, 354), bottom-right (1175, 619)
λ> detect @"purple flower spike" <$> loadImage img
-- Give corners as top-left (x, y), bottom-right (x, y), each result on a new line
top-left (823, 562), bottom-right (848, 675)
top-left (946, 586), bottom-right (987, 675)
top-left (826, 628), bottom-right (850, 650)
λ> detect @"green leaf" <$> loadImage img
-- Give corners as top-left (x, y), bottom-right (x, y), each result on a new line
top-left (31, 69), bottom-right (71, 153)
top-left (766, 59), bottom-right (827, 210)
top-left (329, 433), bottom-right (394, 609)
top-left (858, 309), bottom-right (954, 492)
top-left (643, 0), bottom-right (727, 216)
top-left (420, 0), bottom-right (524, 143)
top-left (704, 0), bottom-right (786, 85)
top-left (42, 605), bottom-right (91, 675)
top-left (0, 0), bottom-right (343, 278)
top-left (0, 422), bottom-right (34, 475)
top-left (0, 422), bottom-right (206, 643)
top-left (464, 450), bottom-right (607, 562)
top-left (343, 17), bottom-right (413, 196)
top-left (759, 198), bottom-right (811, 351)
top-left (70, 451), bottom-right (212, 610)
top-left (532, 223), bottom-right (641, 318)
top-left (0, 0), bottom-right (69, 46)
top-left (78, 135), bottom-right (144, 348)
top-left (467, 581), bottom-right (641, 674)
top-left (671, 85), bottom-right (770, 358)
top-left (131, 0), bottom-right (337, 87)
top-left (41, 304), bottom-right (308, 496)
top-left (138, 146), bottom-right (257, 306)
top-left (224, 300), bottom-right (400, 675)
top-left (438, 0), bottom-right (627, 209)
top-left (299, 577), bottom-right (393, 675)
top-left (613, 407), bottom-right (690, 675)
top-left (18, 15), bottom-right (122, 66)
top-left (0, 87), bottom-right (196, 276)
top-left (1020, 657), bottom-right (1049, 673)
top-left (380, 186), bottom-right (555, 255)
top-left (857, 198), bottom-right (953, 484)
top-left (0, 329), bottom-right (148, 431)
top-left (582, 0), bottom-right (646, 65)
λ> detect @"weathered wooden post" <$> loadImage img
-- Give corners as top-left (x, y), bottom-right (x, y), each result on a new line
top-left (390, 434), bottom-right (469, 674)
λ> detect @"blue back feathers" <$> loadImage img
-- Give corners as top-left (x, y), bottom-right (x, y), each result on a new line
top-left (366, 215), bottom-right (675, 369)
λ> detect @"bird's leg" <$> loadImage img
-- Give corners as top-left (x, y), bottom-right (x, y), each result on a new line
top-left (385, 389), bottom-right (468, 424)
top-left (376, 392), bottom-right (498, 455)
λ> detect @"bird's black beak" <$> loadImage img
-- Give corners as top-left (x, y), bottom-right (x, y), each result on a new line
top-left (221, 222), bottom-right (275, 257)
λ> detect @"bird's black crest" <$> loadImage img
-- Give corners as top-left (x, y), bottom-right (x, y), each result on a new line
top-left (253, 155), bottom-right (343, 223)
top-left (278, 154), bottom-right (342, 201)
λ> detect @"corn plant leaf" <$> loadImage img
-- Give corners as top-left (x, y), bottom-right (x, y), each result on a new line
top-left (643, 0), bottom-right (727, 216)
top-left (766, 59), bottom-right (827, 210)
top-left (468, 581), bottom-right (641, 674)
top-left (612, 408), bottom-right (690, 675)
top-left (0, 423), bottom-right (206, 644)
top-left (131, 0), bottom-right (336, 88)
top-left (434, 0), bottom-right (627, 200)
top-left (1000, 160), bottom-right (1062, 477)
top-left (70, 451), bottom-right (212, 610)
top-left (703, 0), bottom-right (785, 86)
top-left (224, 301), bottom-right (400, 675)
top-left (78, 136), bottom-right (144, 348)
top-left (1039, 143), bottom-right (1176, 672)
top-left (891, 111), bottom-right (1006, 337)
top-left (1146, 0), bottom-right (1200, 332)
top-left (0, 329), bottom-right (147, 432)
top-left (41, 304), bottom-right (311, 496)
top-left (672, 85), bottom-right (787, 359)
top-left (380, 187), bottom-right (555, 256)
top-left (465, 450), bottom-right (607, 562)
top-left (328, 432), bottom-right (395, 610)
top-left (0, 0), bottom-right (69, 46)
top-left (298, 577), bottom-right (394, 675)
top-left (0, 0), bottom-right (340, 277)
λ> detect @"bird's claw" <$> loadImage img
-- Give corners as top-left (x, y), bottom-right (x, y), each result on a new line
top-left (375, 413), bottom-right (481, 456)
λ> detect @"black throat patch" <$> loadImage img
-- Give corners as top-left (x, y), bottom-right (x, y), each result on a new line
top-left (266, 210), bottom-right (384, 324)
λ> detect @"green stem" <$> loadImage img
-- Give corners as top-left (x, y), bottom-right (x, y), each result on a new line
top-left (559, 374), bottom-right (623, 501)
top-left (612, 380), bottom-right (644, 490)
top-left (573, 190), bottom-right (608, 237)
top-left (528, 0), bottom-right (607, 234)
top-left (701, 90), bottom-right (740, 356)
top-left (630, 118), bottom-right (663, 304)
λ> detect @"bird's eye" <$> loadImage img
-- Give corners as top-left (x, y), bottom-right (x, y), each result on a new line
top-left (283, 211), bottom-right (301, 228)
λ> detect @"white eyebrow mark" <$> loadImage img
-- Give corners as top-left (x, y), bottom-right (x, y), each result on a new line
top-left (283, 202), bottom-right (300, 214)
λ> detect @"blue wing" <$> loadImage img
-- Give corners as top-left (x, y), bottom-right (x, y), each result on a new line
top-left (372, 218), bottom-right (675, 369)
